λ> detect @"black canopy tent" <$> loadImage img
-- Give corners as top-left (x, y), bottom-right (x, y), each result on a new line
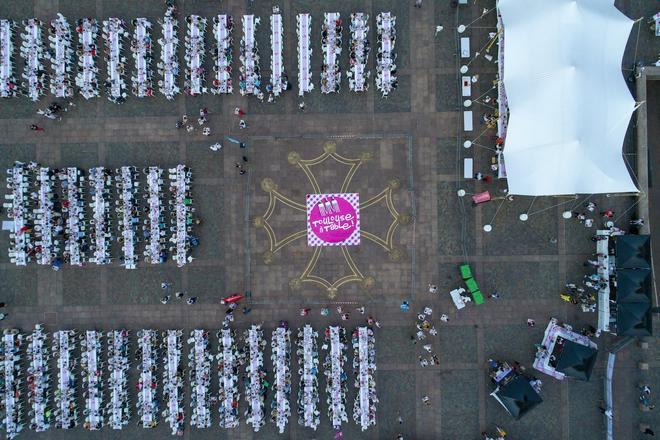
top-left (615, 235), bottom-right (651, 270)
top-left (491, 374), bottom-right (542, 419)
top-left (615, 269), bottom-right (653, 336)
top-left (617, 300), bottom-right (652, 336)
top-left (613, 235), bottom-right (653, 336)
top-left (555, 340), bottom-right (598, 381)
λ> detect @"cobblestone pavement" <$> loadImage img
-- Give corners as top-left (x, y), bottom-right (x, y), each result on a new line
top-left (0, 1), bottom-right (658, 440)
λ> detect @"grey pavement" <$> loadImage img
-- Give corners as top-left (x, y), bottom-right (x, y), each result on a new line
top-left (0, 1), bottom-right (658, 440)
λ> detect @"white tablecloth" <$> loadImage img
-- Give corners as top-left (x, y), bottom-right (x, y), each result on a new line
top-left (270, 14), bottom-right (284, 96)
top-left (213, 15), bottom-right (232, 94)
top-left (296, 14), bottom-right (312, 96)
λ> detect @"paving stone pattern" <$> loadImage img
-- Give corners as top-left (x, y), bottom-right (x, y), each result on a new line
top-left (0, 1), bottom-right (658, 440)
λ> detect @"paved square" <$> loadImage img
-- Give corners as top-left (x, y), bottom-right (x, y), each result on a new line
top-left (0, 1), bottom-right (657, 439)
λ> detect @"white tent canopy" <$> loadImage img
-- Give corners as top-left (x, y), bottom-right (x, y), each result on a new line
top-left (498, 0), bottom-right (639, 196)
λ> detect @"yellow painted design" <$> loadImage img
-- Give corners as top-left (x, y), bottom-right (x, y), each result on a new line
top-left (255, 145), bottom-right (410, 297)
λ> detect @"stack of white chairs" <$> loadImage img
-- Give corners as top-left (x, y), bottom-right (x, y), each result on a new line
top-left (47, 13), bottom-right (74, 98)
top-left (162, 329), bottom-right (184, 435)
top-left (270, 13), bottom-right (285, 97)
top-left (116, 166), bottom-right (139, 269)
top-left (158, 5), bottom-right (180, 99)
top-left (131, 18), bottom-right (153, 97)
top-left (144, 166), bottom-right (164, 264)
top-left (1, 330), bottom-right (24, 439)
top-left (184, 15), bottom-right (207, 96)
top-left (20, 19), bottom-right (46, 101)
top-left (189, 329), bottom-right (212, 429)
top-left (27, 325), bottom-right (51, 432)
top-left (296, 14), bottom-right (313, 96)
top-left (244, 324), bottom-right (266, 432)
top-left (321, 13), bottom-right (342, 94)
top-left (89, 167), bottom-right (112, 265)
top-left (347, 13), bottom-right (370, 92)
top-left (270, 325), bottom-right (291, 433)
top-left (75, 18), bottom-right (99, 99)
top-left (375, 12), bottom-right (397, 97)
top-left (239, 15), bottom-right (261, 97)
top-left (324, 326), bottom-right (348, 430)
top-left (102, 18), bottom-right (128, 103)
top-left (106, 330), bottom-right (130, 429)
top-left (53, 330), bottom-right (77, 430)
top-left (136, 329), bottom-right (158, 428)
top-left (0, 19), bottom-right (17, 97)
top-left (81, 330), bottom-right (104, 430)
top-left (211, 15), bottom-right (233, 94)
top-left (297, 325), bottom-right (320, 430)
top-left (217, 328), bottom-right (241, 429)
top-left (352, 326), bottom-right (378, 431)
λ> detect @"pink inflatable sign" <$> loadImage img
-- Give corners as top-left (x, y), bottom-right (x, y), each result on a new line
top-left (306, 193), bottom-right (361, 246)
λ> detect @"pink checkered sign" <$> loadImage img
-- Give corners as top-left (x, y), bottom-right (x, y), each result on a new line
top-left (306, 193), bottom-right (361, 246)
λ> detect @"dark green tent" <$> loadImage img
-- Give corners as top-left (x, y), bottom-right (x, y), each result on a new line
top-left (615, 235), bottom-right (650, 270)
top-left (616, 301), bottom-right (652, 336)
top-left (492, 375), bottom-right (542, 419)
top-left (555, 340), bottom-right (598, 381)
top-left (616, 269), bottom-right (653, 304)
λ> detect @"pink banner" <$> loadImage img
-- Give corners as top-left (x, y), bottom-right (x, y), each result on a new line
top-left (306, 193), bottom-right (361, 246)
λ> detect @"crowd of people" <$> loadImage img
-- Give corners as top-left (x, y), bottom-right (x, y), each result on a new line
top-left (81, 331), bottom-right (103, 430)
top-left (52, 330), bottom-right (77, 430)
top-left (47, 14), bottom-right (74, 98)
top-left (324, 325), bottom-right (349, 430)
top-left (20, 19), bottom-right (47, 101)
top-left (136, 329), bottom-right (158, 428)
top-left (1, 323), bottom-right (380, 435)
top-left (1, 330), bottom-right (23, 439)
top-left (244, 324), bottom-right (267, 431)
top-left (89, 167), bottom-right (112, 265)
top-left (375, 12), bottom-right (398, 97)
top-left (352, 326), bottom-right (377, 430)
top-left (158, 4), bottom-right (180, 99)
top-left (184, 15), bottom-right (206, 96)
top-left (0, 19), bottom-right (17, 98)
top-left (270, 13), bottom-right (287, 98)
top-left (211, 15), bottom-right (233, 94)
top-left (347, 13), bottom-right (370, 92)
top-left (130, 18), bottom-right (153, 97)
top-left (116, 167), bottom-right (139, 269)
top-left (270, 325), bottom-right (292, 433)
top-left (3, 161), bottom-right (197, 268)
top-left (26, 325), bottom-right (50, 432)
top-left (321, 13), bottom-right (342, 94)
top-left (239, 15), bottom-right (261, 97)
top-left (413, 306), bottom-right (442, 368)
top-left (189, 329), bottom-right (212, 428)
top-left (296, 13), bottom-right (314, 96)
top-left (74, 18), bottom-right (99, 100)
top-left (297, 324), bottom-right (321, 430)
top-left (3, 9), bottom-right (400, 102)
top-left (162, 329), bottom-right (184, 435)
top-left (217, 328), bottom-right (241, 428)
top-left (101, 18), bottom-right (128, 103)
top-left (107, 330), bottom-right (130, 429)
